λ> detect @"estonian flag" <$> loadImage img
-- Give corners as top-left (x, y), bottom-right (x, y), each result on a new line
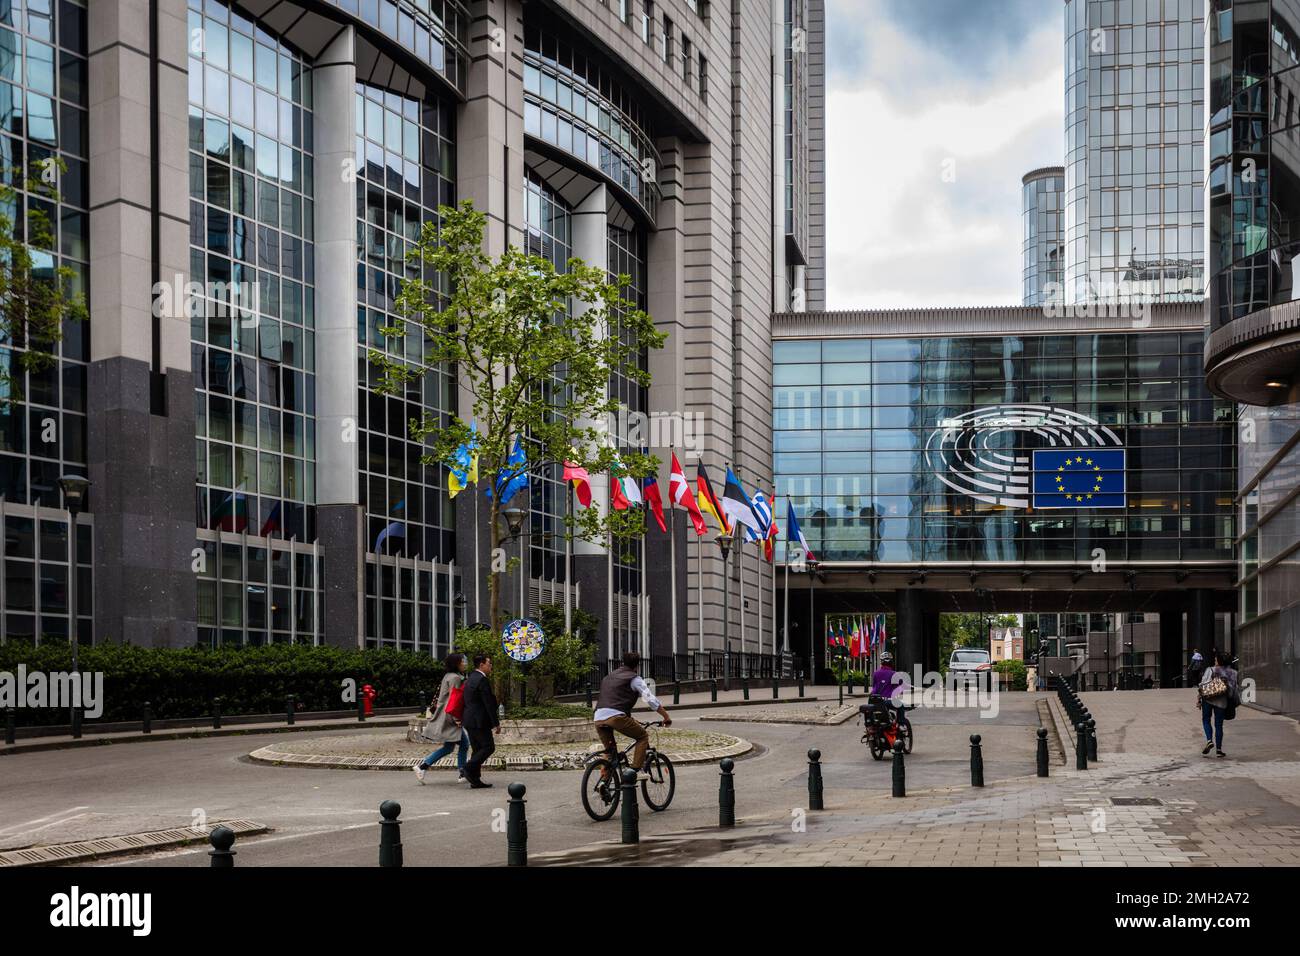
top-left (721, 467), bottom-right (765, 534)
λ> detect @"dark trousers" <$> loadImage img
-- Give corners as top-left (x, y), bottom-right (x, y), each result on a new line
top-left (465, 726), bottom-right (496, 782)
top-left (1201, 701), bottom-right (1224, 750)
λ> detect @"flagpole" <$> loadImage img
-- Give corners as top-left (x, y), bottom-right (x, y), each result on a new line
top-left (564, 483), bottom-right (573, 636)
top-left (696, 524), bottom-right (704, 657)
top-left (640, 533), bottom-right (648, 661)
top-left (473, 484), bottom-right (480, 624)
top-left (669, 469), bottom-right (678, 658)
top-left (771, 546), bottom-right (777, 657)
top-left (782, 547), bottom-right (790, 654)
top-left (757, 534), bottom-right (764, 665)
top-left (738, 537), bottom-right (746, 670)
top-left (606, 525), bottom-right (614, 664)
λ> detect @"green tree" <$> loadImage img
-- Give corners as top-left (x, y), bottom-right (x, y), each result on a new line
top-left (0, 160), bottom-right (88, 405)
top-left (377, 201), bottom-right (666, 632)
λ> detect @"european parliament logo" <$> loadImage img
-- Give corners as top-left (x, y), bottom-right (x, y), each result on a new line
top-left (1032, 449), bottom-right (1126, 509)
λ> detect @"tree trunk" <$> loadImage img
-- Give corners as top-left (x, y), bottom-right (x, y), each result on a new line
top-left (488, 498), bottom-right (501, 634)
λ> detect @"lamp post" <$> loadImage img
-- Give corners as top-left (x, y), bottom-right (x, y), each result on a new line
top-left (501, 504), bottom-right (528, 621)
top-left (806, 557), bottom-right (819, 682)
top-left (716, 528), bottom-right (735, 691)
top-left (454, 591), bottom-right (467, 629)
top-left (57, 475), bottom-right (91, 738)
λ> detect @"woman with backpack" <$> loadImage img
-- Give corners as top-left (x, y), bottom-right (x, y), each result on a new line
top-left (414, 653), bottom-right (470, 783)
top-left (1198, 649), bottom-right (1240, 759)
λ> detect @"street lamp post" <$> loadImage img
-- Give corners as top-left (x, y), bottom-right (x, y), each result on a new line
top-left (57, 475), bottom-right (91, 739)
top-left (501, 504), bottom-right (528, 622)
top-left (716, 529), bottom-right (735, 691)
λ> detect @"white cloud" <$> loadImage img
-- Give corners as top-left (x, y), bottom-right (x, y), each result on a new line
top-left (825, 17), bottom-right (1064, 309)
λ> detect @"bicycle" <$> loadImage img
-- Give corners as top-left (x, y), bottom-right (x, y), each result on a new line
top-left (580, 720), bottom-right (676, 821)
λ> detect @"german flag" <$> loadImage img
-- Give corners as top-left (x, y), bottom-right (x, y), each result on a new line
top-left (695, 462), bottom-right (729, 533)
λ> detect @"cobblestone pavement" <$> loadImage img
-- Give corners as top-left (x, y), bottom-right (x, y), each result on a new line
top-left (530, 691), bottom-right (1300, 867)
top-left (697, 701), bottom-right (860, 725)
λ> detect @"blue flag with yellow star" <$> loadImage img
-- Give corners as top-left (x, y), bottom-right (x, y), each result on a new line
top-left (1032, 449), bottom-right (1126, 508)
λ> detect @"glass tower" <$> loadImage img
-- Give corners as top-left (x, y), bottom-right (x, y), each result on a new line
top-left (1063, 0), bottom-right (1205, 303)
top-left (1022, 166), bottom-right (1065, 306)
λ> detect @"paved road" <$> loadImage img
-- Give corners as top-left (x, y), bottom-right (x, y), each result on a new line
top-left (0, 692), bottom-right (1043, 866)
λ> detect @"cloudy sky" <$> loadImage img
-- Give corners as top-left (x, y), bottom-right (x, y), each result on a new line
top-left (824, 0), bottom-right (1064, 309)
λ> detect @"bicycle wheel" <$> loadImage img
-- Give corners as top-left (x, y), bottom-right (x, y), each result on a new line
top-left (640, 752), bottom-right (675, 811)
top-left (581, 758), bottom-right (621, 821)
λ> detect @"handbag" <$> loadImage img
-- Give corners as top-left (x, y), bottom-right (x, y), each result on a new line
top-left (445, 681), bottom-right (466, 721)
top-left (1200, 675), bottom-right (1228, 702)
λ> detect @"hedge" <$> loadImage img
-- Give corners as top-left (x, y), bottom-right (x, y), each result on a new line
top-left (0, 643), bottom-right (445, 727)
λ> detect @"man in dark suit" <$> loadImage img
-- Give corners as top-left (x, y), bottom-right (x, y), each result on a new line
top-left (460, 653), bottom-right (500, 789)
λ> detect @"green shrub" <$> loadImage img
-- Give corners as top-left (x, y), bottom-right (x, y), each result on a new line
top-left (501, 703), bottom-right (592, 720)
top-left (993, 658), bottom-right (1027, 691)
top-left (0, 642), bottom-right (444, 726)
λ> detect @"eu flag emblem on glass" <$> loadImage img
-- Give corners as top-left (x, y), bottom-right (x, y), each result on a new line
top-left (1032, 449), bottom-right (1126, 509)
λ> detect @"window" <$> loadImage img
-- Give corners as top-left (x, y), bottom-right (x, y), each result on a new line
top-left (699, 53), bottom-right (708, 100)
top-left (682, 36), bottom-right (692, 86)
top-left (641, 1), bottom-right (653, 45)
top-left (662, 16), bottom-right (673, 66)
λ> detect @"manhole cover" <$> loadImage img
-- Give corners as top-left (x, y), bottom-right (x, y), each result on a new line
top-left (1110, 797), bottom-right (1161, 806)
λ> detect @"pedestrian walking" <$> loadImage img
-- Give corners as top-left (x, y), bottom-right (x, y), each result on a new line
top-left (461, 653), bottom-right (501, 789)
top-left (414, 653), bottom-right (470, 785)
top-left (1188, 647), bottom-right (1205, 687)
top-left (1198, 649), bottom-right (1239, 758)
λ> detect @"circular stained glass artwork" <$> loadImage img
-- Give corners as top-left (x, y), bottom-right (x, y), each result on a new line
top-left (501, 618), bottom-right (546, 663)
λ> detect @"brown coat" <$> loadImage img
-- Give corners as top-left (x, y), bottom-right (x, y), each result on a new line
top-left (426, 672), bottom-right (466, 742)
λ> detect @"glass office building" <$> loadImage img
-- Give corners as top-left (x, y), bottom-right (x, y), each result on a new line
top-left (1204, 0), bottom-right (1300, 714)
top-left (1022, 166), bottom-right (1065, 306)
top-left (1063, 0), bottom-right (1205, 303)
top-left (774, 328), bottom-right (1235, 563)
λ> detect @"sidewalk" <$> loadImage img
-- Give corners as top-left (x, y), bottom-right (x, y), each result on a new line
top-left (529, 690), bottom-right (1300, 867)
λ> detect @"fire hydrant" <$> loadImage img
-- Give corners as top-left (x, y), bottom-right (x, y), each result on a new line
top-left (362, 683), bottom-right (376, 717)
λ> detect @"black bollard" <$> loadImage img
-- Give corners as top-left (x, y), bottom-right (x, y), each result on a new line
top-left (506, 783), bottom-right (528, 867)
top-left (1087, 718), bottom-right (1098, 762)
top-left (585, 682), bottom-right (593, 709)
top-left (710, 679), bottom-right (718, 703)
top-left (772, 676), bottom-right (779, 700)
top-left (1075, 722), bottom-right (1088, 770)
top-left (142, 701), bottom-right (152, 735)
top-left (891, 740), bottom-right (906, 797)
top-left (357, 687), bottom-right (366, 722)
top-left (71, 705), bottom-right (81, 740)
top-left (807, 749), bottom-right (824, 811)
top-left (969, 734), bottom-right (985, 788)
top-left (212, 696), bottom-right (222, 730)
top-left (742, 677), bottom-right (750, 701)
top-left (718, 757), bottom-right (736, 827)
top-left (619, 769), bottom-right (640, 844)
top-left (673, 681), bottom-right (680, 706)
top-left (379, 800), bottom-right (403, 867)
top-left (208, 825), bottom-right (236, 868)
top-left (798, 674), bottom-right (805, 698)
top-left (285, 695), bottom-right (295, 726)
top-left (1036, 727), bottom-right (1049, 777)
top-left (4, 706), bottom-right (14, 746)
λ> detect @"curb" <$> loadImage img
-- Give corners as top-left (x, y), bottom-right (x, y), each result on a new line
top-left (246, 735), bottom-right (753, 771)
top-left (0, 819), bottom-right (269, 868)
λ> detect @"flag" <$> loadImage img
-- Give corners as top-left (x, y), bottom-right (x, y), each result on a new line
top-left (745, 490), bottom-right (775, 562)
top-left (786, 500), bottom-right (816, 561)
top-left (669, 452), bottom-right (708, 535)
top-left (1031, 448), bottom-right (1126, 508)
top-left (448, 423), bottom-right (480, 499)
top-left (764, 495), bottom-right (779, 562)
top-left (643, 475), bottom-right (668, 532)
top-left (563, 461), bottom-right (593, 508)
top-left (609, 452), bottom-right (642, 511)
top-left (374, 520), bottom-right (405, 552)
top-left (849, 619), bottom-right (861, 658)
top-left (212, 488), bottom-right (248, 533)
top-left (489, 436), bottom-right (529, 504)
top-left (722, 467), bottom-right (765, 534)
top-left (259, 499), bottom-right (281, 538)
top-left (696, 462), bottom-right (729, 532)
top-left (877, 613), bottom-right (888, 648)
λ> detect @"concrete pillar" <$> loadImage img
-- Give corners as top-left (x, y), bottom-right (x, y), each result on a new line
top-left (311, 28), bottom-right (363, 648)
top-left (922, 607), bottom-right (941, 676)
top-left (1158, 604), bottom-right (1183, 688)
top-left (896, 589), bottom-right (924, 676)
top-left (87, 0), bottom-right (196, 646)
top-left (1187, 588), bottom-right (1218, 662)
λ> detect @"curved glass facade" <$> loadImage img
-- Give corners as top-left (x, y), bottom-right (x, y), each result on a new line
top-left (522, 23), bottom-right (661, 223)
top-left (1063, 0), bottom-right (1204, 303)
top-left (1022, 168), bottom-right (1064, 306)
top-left (326, 0), bottom-right (469, 94)
top-left (772, 332), bottom-right (1235, 563)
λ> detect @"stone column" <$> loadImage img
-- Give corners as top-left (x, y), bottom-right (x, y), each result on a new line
top-left (895, 588), bottom-right (925, 677)
top-left (87, 0), bottom-right (196, 647)
top-left (312, 28), bottom-right (363, 648)
top-left (1158, 604), bottom-right (1184, 688)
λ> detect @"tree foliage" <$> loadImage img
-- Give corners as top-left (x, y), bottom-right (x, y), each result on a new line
top-left (375, 201), bottom-right (666, 629)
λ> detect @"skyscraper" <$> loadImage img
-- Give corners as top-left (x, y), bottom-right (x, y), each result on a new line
top-left (1022, 166), bottom-right (1065, 306)
top-left (1063, 0), bottom-right (1205, 304)
top-left (0, 0), bottom-right (823, 663)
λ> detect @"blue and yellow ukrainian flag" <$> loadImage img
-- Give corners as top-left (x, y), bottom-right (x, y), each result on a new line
top-left (1032, 448), bottom-right (1126, 509)
top-left (448, 423), bottom-right (480, 499)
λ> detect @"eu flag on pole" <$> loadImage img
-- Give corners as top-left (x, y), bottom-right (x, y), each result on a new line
top-left (1032, 448), bottom-right (1126, 508)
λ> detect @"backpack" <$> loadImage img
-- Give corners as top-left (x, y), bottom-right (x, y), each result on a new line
top-left (445, 679), bottom-right (466, 721)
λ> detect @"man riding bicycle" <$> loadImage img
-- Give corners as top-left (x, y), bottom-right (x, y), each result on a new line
top-left (593, 651), bottom-right (671, 779)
